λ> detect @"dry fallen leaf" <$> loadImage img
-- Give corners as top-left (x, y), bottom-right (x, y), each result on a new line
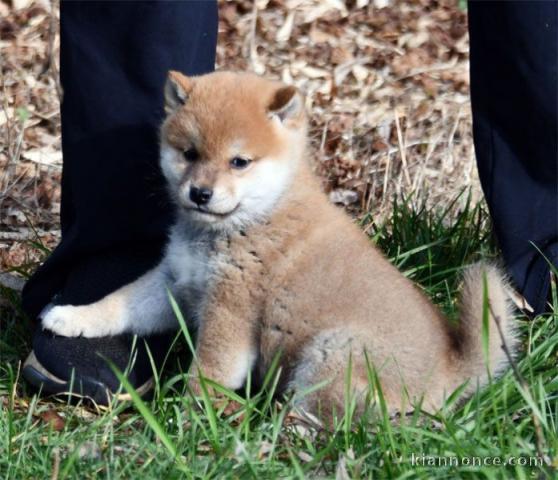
top-left (39, 409), bottom-right (65, 431)
top-left (3, 0), bottom-right (479, 274)
top-left (257, 440), bottom-right (273, 460)
top-left (22, 148), bottom-right (62, 167)
top-left (76, 441), bottom-right (102, 461)
top-left (335, 454), bottom-right (350, 480)
top-left (297, 450), bottom-right (314, 463)
top-left (329, 189), bottom-right (359, 206)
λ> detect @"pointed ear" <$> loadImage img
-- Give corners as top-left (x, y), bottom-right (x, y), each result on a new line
top-left (268, 85), bottom-right (304, 124)
top-left (164, 71), bottom-right (193, 113)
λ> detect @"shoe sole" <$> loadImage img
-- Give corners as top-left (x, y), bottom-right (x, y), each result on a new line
top-left (23, 352), bottom-right (154, 406)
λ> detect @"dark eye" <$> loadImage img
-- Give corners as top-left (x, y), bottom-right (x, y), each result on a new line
top-left (230, 156), bottom-right (252, 169)
top-left (183, 148), bottom-right (199, 161)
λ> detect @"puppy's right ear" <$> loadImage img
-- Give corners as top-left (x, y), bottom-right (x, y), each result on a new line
top-left (164, 71), bottom-right (193, 113)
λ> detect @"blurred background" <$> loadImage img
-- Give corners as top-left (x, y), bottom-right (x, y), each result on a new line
top-left (0, 0), bottom-right (477, 273)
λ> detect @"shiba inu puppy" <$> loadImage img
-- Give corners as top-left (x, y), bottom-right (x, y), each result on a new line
top-left (42, 71), bottom-right (517, 421)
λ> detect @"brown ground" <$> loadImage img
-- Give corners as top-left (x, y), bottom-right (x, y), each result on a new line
top-left (0, 0), bottom-right (480, 276)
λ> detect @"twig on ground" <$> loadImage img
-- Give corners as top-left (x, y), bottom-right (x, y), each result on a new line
top-left (50, 447), bottom-right (60, 480)
top-left (394, 109), bottom-right (411, 187)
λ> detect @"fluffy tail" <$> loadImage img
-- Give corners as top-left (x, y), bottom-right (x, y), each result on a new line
top-left (451, 263), bottom-right (518, 392)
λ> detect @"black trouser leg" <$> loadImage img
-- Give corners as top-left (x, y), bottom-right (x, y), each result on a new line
top-left (468, 1), bottom-right (558, 314)
top-left (21, 1), bottom-right (218, 319)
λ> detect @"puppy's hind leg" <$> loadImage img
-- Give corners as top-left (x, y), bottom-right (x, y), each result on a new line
top-left (288, 328), bottom-right (378, 427)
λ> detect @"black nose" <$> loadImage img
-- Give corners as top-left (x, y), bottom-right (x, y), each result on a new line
top-left (189, 186), bottom-right (213, 205)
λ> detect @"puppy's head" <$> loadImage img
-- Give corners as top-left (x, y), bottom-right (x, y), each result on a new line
top-left (160, 70), bottom-right (307, 230)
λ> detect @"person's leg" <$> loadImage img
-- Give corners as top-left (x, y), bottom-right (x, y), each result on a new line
top-left (468, 0), bottom-right (557, 315)
top-left (23, 0), bottom-right (217, 317)
top-left (22, 0), bottom-right (218, 403)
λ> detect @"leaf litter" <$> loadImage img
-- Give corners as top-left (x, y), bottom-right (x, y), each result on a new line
top-left (1, 0), bottom-right (479, 281)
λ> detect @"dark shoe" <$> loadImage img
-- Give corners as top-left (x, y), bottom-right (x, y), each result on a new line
top-left (23, 327), bottom-right (175, 405)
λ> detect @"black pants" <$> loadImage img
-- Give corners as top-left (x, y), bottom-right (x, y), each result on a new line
top-left (469, 1), bottom-right (557, 314)
top-left (21, 1), bottom-right (218, 319)
top-left (22, 1), bottom-right (557, 319)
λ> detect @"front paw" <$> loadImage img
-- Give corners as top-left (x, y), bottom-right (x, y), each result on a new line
top-left (187, 371), bottom-right (221, 398)
top-left (187, 377), bottom-right (204, 397)
top-left (42, 305), bottom-right (81, 337)
top-left (41, 305), bottom-right (106, 338)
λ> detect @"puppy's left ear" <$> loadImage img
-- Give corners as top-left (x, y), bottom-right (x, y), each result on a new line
top-left (268, 85), bottom-right (305, 127)
top-left (165, 71), bottom-right (194, 113)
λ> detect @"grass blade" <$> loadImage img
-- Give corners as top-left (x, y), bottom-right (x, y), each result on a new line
top-left (108, 360), bottom-right (178, 459)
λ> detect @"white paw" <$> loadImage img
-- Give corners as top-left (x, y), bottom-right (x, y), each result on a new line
top-left (41, 305), bottom-right (106, 338)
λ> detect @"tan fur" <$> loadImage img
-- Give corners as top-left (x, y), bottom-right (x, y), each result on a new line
top-left (160, 71), bottom-right (518, 423)
top-left (42, 71), bottom-right (518, 424)
top-left (162, 71), bottom-right (299, 162)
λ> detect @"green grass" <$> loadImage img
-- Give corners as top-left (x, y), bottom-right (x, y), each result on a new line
top-left (1, 195), bottom-right (557, 479)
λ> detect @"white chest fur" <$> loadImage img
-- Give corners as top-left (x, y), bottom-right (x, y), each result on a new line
top-left (165, 226), bottom-right (216, 327)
